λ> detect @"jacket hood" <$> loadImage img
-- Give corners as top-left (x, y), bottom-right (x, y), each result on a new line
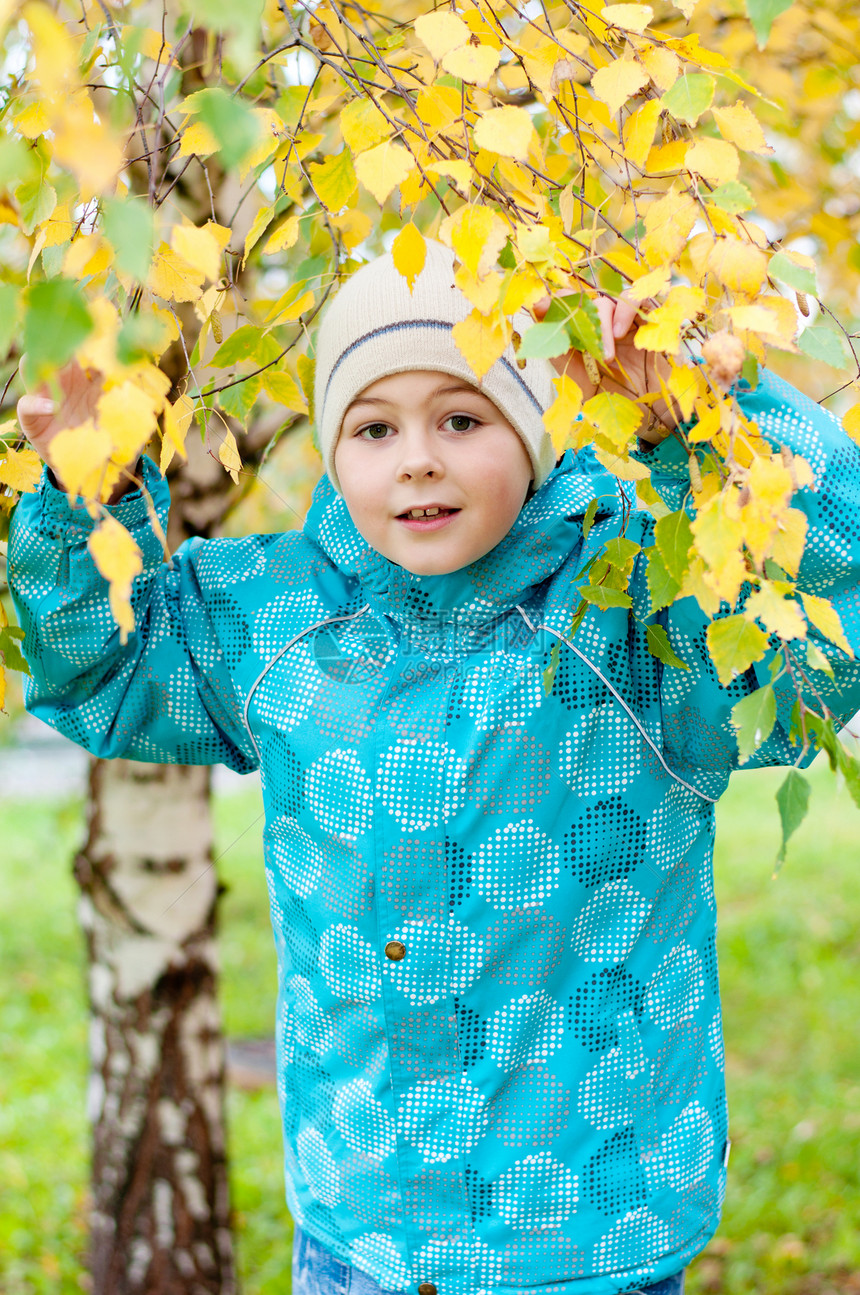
top-left (303, 448), bottom-right (624, 628)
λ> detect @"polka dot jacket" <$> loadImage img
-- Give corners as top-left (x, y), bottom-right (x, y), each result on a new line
top-left (9, 369), bottom-right (860, 1294)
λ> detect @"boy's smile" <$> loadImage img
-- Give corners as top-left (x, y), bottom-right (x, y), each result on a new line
top-left (333, 370), bottom-right (533, 576)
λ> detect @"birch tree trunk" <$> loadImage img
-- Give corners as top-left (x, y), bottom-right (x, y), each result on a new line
top-left (75, 759), bottom-right (234, 1295)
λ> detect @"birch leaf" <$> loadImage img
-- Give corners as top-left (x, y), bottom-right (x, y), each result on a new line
top-left (0, 447), bottom-right (42, 492)
top-left (801, 592), bottom-right (855, 657)
top-left (744, 583), bottom-right (807, 641)
top-left (392, 223), bottom-right (426, 292)
top-left (414, 11), bottom-right (469, 60)
top-left (160, 394), bottom-right (194, 474)
top-left (686, 136), bottom-right (740, 184)
top-left (354, 140), bottom-right (415, 204)
top-left (591, 59), bottom-right (650, 116)
top-left (171, 222), bottom-right (230, 282)
top-left (624, 99), bottom-right (662, 169)
top-left (452, 309), bottom-right (509, 380)
top-left (707, 614), bottom-right (769, 686)
top-left (442, 43), bottom-right (501, 85)
top-left (473, 106), bottom-right (535, 160)
top-left (341, 98), bottom-right (390, 154)
top-left (88, 516), bottom-right (143, 642)
top-left (262, 370), bottom-right (308, 414)
top-left (544, 375), bottom-right (584, 453)
top-left (147, 243), bottom-right (205, 303)
top-left (712, 101), bottom-right (772, 154)
top-left (308, 150), bottom-right (357, 211)
top-left (602, 5), bottom-right (654, 33)
top-left (582, 392), bottom-right (643, 448)
top-left (731, 683), bottom-right (777, 761)
top-left (661, 72), bottom-right (715, 125)
top-left (219, 428), bottom-right (242, 483)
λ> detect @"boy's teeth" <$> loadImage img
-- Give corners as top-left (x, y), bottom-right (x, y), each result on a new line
top-left (407, 507), bottom-right (442, 518)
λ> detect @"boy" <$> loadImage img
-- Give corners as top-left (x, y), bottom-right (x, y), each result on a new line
top-left (11, 241), bottom-right (860, 1295)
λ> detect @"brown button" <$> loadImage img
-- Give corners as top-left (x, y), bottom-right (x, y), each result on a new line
top-left (417, 1285), bottom-right (437, 1295)
top-left (384, 939), bottom-right (407, 961)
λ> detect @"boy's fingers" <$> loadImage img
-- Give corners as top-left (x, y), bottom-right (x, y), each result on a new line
top-left (595, 296), bottom-right (617, 364)
top-left (17, 395), bottom-right (56, 434)
top-left (613, 298), bottom-right (640, 339)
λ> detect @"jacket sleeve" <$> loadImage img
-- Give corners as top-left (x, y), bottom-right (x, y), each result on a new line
top-left (7, 456), bottom-right (259, 772)
top-left (632, 367), bottom-right (860, 795)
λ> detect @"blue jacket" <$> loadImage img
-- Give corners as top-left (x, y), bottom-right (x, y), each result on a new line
top-left (9, 369), bottom-right (860, 1293)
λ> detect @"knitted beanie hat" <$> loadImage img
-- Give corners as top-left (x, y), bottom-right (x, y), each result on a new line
top-left (314, 239), bottom-right (556, 494)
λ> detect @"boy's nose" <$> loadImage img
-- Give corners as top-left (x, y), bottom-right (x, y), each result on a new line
top-left (395, 429), bottom-right (444, 481)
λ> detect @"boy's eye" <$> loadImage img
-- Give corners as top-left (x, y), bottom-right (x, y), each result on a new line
top-left (445, 414), bottom-right (476, 432)
top-left (358, 422), bottom-right (393, 440)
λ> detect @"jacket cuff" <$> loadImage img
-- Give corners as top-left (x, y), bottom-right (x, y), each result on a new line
top-left (37, 455), bottom-right (166, 540)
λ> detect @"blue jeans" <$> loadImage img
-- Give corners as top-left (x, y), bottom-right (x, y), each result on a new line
top-left (291, 1226), bottom-right (685, 1295)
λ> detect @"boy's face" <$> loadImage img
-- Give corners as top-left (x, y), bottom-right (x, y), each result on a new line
top-left (334, 371), bottom-right (533, 576)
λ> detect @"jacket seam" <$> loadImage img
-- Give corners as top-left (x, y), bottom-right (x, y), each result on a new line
top-left (242, 604), bottom-right (371, 762)
top-left (514, 604), bottom-right (717, 806)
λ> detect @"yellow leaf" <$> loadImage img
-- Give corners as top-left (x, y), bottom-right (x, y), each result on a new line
top-left (264, 215), bottom-right (301, 254)
top-left (41, 202), bottom-right (73, 247)
top-left (601, 4), bottom-right (654, 33)
top-left (243, 204), bottom-right (276, 263)
top-left (177, 119), bottom-right (219, 158)
top-left (414, 85), bottom-right (462, 136)
top-left (686, 136), bottom-right (740, 185)
top-left (239, 108), bottom-right (282, 181)
top-left (63, 234), bottom-right (113, 280)
top-left (445, 204), bottom-right (508, 279)
top-left (591, 58), bottom-right (650, 116)
top-left (737, 454), bottom-right (793, 563)
top-left (707, 614), bottom-right (769, 686)
top-left (452, 309), bottom-right (510, 381)
top-left (308, 150), bottom-right (357, 211)
top-left (392, 223), bottom-right (426, 292)
top-left (473, 106), bottom-right (535, 161)
top-left (500, 264), bottom-right (546, 315)
top-left (98, 382), bottom-right (161, 464)
top-left (692, 492), bottom-right (744, 575)
top-left (147, 242), bottom-right (205, 303)
top-left (265, 287), bottom-right (315, 326)
top-left (626, 265), bottom-right (671, 303)
top-left (425, 159), bottom-right (472, 195)
top-left (771, 508), bottom-right (807, 578)
top-left (672, 0), bottom-right (699, 15)
top-left (262, 370), bottom-right (308, 414)
top-left (49, 420), bottom-right (111, 502)
top-left (624, 99), bottom-right (662, 169)
top-left (219, 429), bottom-right (242, 484)
top-left (332, 207), bottom-right (373, 251)
top-left (801, 592), bottom-right (854, 657)
top-left (706, 237), bottom-right (768, 296)
top-left (712, 102), bottom-right (771, 155)
top-left (634, 286), bottom-right (705, 353)
top-left (340, 98), bottom-right (390, 155)
top-left (88, 516), bottom-right (142, 643)
top-left (0, 446), bottom-right (43, 492)
top-left (441, 42), bottom-right (501, 85)
top-left (171, 222), bottom-right (230, 283)
top-left (582, 392), bottom-right (643, 448)
top-left (842, 403), bottom-right (860, 448)
top-left (744, 583), bottom-right (806, 642)
top-left (641, 189), bottom-right (697, 266)
top-left (639, 45), bottom-right (680, 92)
top-left (544, 375), bottom-right (583, 453)
top-left (160, 394), bottom-right (194, 474)
top-left (14, 100), bottom-right (50, 138)
top-left (667, 362), bottom-right (703, 422)
top-left (354, 140), bottom-right (416, 204)
top-left (454, 266), bottom-right (502, 313)
top-left (414, 11), bottom-right (469, 60)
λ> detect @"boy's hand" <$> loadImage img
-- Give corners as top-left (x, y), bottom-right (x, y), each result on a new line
top-left (532, 292), bottom-right (678, 444)
top-left (17, 361), bottom-right (136, 502)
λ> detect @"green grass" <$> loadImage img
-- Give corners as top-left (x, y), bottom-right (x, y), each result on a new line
top-left (1, 763), bottom-right (859, 1293)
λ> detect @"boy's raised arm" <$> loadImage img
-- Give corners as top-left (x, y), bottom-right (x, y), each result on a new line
top-left (633, 367), bottom-right (860, 787)
top-left (8, 447), bottom-right (260, 775)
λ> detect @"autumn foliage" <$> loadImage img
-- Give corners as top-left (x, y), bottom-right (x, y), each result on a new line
top-left (1, 0), bottom-right (859, 842)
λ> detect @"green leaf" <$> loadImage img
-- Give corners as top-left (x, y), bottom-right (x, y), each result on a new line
top-left (706, 614), bottom-right (769, 686)
top-left (741, 353), bottom-right (759, 389)
top-left (217, 373), bottom-right (263, 420)
top-left (660, 73), bottom-right (716, 126)
top-left (210, 325), bottom-right (282, 369)
top-left (645, 622), bottom-right (689, 671)
top-left (15, 176), bottom-right (56, 237)
top-left (580, 584), bottom-right (633, 611)
top-left (805, 639), bottom-right (834, 679)
top-left (23, 279), bottom-right (93, 377)
top-left (603, 537), bottom-right (640, 568)
top-left (706, 180), bottom-right (755, 214)
top-left (102, 196), bottom-right (155, 282)
top-left (644, 546), bottom-right (680, 612)
top-left (797, 324), bottom-right (854, 371)
top-left (277, 85), bottom-right (313, 131)
top-left (0, 284), bottom-right (20, 359)
top-left (517, 319), bottom-right (572, 360)
top-left (774, 767), bottom-right (810, 871)
top-left (745, 0), bottom-right (794, 48)
top-left (730, 684), bottom-right (777, 762)
top-left (581, 497), bottom-right (600, 542)
top-left (835, 740), bottom-right (860, 810)
top-left (654, 508), bottom-right (693, 585)
top-left (768, 249), bottom-right (817, 295)
top-left (543, 638), bottom-right (561, 696)
top-left (551, 293), bottom-right (604, 360)
top-left (186, 87), bottom-right (260, 169)
top-left (0, 626), bottom-right (30, 676)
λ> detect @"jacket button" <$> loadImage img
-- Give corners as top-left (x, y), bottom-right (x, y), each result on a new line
top-left (384, 940), bottom-right (406, 961)
top-left (417, 1285), bottom-right (437, 1295)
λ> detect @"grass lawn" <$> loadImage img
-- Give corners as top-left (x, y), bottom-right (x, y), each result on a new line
top-left (1, 761), bottom-right (859, 1294)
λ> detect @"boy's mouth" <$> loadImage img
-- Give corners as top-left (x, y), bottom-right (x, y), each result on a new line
top-left (396, 505), bottom-right (460, 531)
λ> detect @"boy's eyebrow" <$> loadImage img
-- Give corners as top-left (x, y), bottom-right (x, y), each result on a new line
top-left (346, 383), bottom-right (482, 411)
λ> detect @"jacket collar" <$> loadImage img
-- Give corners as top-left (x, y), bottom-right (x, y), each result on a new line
top-left (303, 449), bottom-right (622, 629)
